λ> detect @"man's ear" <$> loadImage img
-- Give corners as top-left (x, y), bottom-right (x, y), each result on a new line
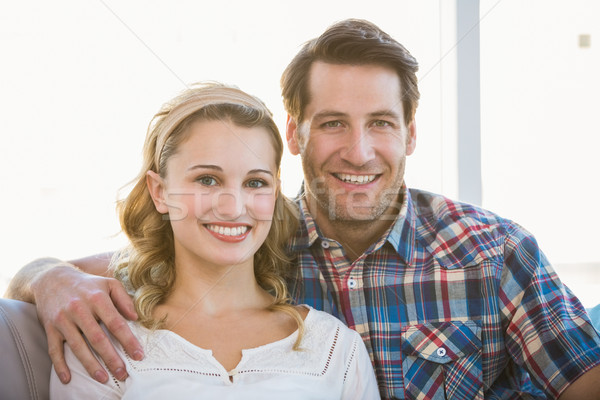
top-left (286, 114), bottom-right (301, 155)
top-left (146, 171), bottom-right (168, 214)
top-left (406, 119), bottom-right (417, 156)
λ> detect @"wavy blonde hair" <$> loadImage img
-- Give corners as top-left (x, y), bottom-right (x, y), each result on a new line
top-left (113, 82), bottom-right (303, 348)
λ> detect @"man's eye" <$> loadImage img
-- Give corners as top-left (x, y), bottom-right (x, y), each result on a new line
top-left (247, 179), bottom-right (266, 188)
top-left (197, 176), bottom-right (217, 186)
top-left (373, 120), bottom-right (391, 127)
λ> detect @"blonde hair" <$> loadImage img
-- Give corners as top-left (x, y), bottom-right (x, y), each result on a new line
top-left (113, 82), bottom-right (303, 348)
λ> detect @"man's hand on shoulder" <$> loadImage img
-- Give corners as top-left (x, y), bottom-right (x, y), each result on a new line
top-left (5, 255), bottom-right (144, 384)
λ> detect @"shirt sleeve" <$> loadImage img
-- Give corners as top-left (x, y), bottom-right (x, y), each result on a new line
top-left (500, 223), bottom-right (600, 398)
top-left (340, 331), bottom-right (381, 400)
top-left (49, 340), bottom-right (123, 399)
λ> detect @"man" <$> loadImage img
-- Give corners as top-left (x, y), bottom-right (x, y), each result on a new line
top-left (7, 19), bottom-right (600, 399)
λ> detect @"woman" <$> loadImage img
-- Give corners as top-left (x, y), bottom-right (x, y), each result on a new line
top-left (49, 82), bottom-right (379, 399)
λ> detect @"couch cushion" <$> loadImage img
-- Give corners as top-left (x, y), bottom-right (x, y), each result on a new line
top-left (0, 298), bottom-right (51, 400)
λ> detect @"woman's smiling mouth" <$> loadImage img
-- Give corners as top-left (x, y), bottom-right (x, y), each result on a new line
top-left (204, 223), bottom-right (251, 242)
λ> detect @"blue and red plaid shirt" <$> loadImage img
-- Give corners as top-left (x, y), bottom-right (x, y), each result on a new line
top-left (286, 185), bottom-right (600, 399)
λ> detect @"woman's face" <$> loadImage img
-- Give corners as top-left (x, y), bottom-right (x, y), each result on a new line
top-left (148, 119), bottom-right (278, 270)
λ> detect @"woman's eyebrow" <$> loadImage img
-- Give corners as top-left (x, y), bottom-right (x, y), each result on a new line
top-left (186, 164), bottom-right (222, 172)
top-left (247, 169), bottom-right (274, 177)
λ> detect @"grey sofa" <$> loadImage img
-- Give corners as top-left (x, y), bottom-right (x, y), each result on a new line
top-left (0, 298), bottom-right (51, 400)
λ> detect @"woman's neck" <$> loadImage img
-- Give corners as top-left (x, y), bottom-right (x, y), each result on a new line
top-left (158, 258), bottom-right (273, 320)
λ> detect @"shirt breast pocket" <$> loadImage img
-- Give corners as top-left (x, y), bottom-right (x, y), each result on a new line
top-left (401, 320), bottom-right (483, 400)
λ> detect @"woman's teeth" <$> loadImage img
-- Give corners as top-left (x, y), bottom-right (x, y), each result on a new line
top-left (206, 225), bottom-right (248, 236)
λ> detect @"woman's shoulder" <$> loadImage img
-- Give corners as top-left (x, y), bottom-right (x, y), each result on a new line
top-left (301, 306), bottom-right (363, 346)
top-left (302, 306), bottom-right (352, 328)
top-left (104, 320), bottom-right (215, 369)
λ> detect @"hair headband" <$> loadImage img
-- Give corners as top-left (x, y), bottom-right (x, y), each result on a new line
top-left (154, 82), bottom-right (270, 170)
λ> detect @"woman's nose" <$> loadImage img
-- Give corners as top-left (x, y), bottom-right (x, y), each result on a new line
top-left (214, 189), bottom-right (245, 220)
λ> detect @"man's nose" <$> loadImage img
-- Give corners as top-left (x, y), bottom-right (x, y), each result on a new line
top-left (215, 190), bottom-right (245, 220)
top-left (340, 127), bottom-right (375, 166)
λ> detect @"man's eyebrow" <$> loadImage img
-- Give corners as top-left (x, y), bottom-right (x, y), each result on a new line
top-left (312, 110), bottom-right (348, 120)
top-left (312, 110), bottom-right (402, 120)
top-left (368, 110), bottom-right (402, 120)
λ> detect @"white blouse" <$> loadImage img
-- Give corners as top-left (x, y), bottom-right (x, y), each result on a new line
top-left (50, 307), bottom-right (380, 399)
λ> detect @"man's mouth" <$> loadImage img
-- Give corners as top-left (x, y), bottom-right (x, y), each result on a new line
top-left (334, 173), bottom-right (377, 185)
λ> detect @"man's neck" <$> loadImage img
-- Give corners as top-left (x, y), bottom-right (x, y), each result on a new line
top-left (311, 205), bottom-right (399, 263)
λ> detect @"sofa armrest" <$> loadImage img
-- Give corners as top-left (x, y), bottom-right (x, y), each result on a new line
top-left (0, 298), bottom-right (51, 400)
top-left (588, 304), bottom-right (600, 334)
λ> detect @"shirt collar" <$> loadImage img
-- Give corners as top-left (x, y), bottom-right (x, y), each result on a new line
top-left (386, 184), bottom-right (417, 265)
top-left (287, 185), bottom-right (319, 252)
top-left (288, 183), bottom-right (418, 265)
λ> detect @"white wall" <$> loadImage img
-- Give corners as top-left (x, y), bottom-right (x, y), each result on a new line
top-left (1, 1), bottom-right (598, 306)
top-left (0, 1), bottom-right (447, 290)
top-left (479, 0), bottom-right (600, 307)
top-left (480, 0), bottom-right (600, 265)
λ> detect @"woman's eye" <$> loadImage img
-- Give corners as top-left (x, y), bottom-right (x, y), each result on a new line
top-left (247, 179), bottom-right (266, 188)
top-left (197, 176), bottom-right (217, 186)
top-left (324, 121), bottom-right (342, 128)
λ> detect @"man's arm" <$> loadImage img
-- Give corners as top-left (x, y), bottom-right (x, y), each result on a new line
top-left (5, 254), bottom-right (114, 302)
top-left (5, 257), bottom-right (68, 302)
top-left (558, 364), bottom-right (600, 399)
top-left (500, 225), bottom-right (600, 397)
top-left (4, 254), bottom-right (143, 384)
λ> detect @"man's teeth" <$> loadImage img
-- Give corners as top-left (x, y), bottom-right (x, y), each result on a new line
top-left (206, 225), bottom-right (248, 236)
top-left (336, 174), bottom-right (376, 184)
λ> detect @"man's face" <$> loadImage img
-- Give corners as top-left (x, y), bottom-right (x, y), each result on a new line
top-left (286, 62), bottom-right (416, 224)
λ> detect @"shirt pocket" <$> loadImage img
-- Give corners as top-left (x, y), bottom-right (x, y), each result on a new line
top-left (401, 320), bottom-right (483, 400)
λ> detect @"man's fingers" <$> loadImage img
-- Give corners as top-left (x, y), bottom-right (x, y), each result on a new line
top-left (94, 302), bottom-right (144, 364)
top-left (104, 312), bottom-right (144, 362)
top-left (109, 279), bottom-right (138, 321)
top-left (58, 321), bottom-right (109, 383)
top-left (107, 280), bottom-right (144, 361)
top-left (46, 326), bottom-right (70, 384)
top-left (69, 294), bottom-right (130, 381)
top-left (31, 267), bottom-right (136, 383)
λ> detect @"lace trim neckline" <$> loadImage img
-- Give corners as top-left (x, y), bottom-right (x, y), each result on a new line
top-left (124, 307), bottom-right (345, 385)
top-left (130, 306), bottom-right (314, 358)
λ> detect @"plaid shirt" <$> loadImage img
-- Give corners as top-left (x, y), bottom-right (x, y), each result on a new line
top-left (287, 185), bottom-right (600, 399)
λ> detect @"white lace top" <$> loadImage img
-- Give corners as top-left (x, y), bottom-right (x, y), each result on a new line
top-left (50, 307), bottom-right (380, 399)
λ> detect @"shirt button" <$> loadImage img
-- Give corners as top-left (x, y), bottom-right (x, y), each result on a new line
top-left (347, 278), bottom-right (357, 289)
top-left (321, 241), bottom-right (330, 249)
top-left (436, 347), bottom-right (447, 357)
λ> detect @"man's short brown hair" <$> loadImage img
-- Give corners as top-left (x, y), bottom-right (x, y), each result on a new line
top-left (281, 19), bottom-right (420, 124)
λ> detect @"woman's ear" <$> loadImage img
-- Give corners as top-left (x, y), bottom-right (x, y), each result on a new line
top-left (146, 171), bottom-right (168, 214)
